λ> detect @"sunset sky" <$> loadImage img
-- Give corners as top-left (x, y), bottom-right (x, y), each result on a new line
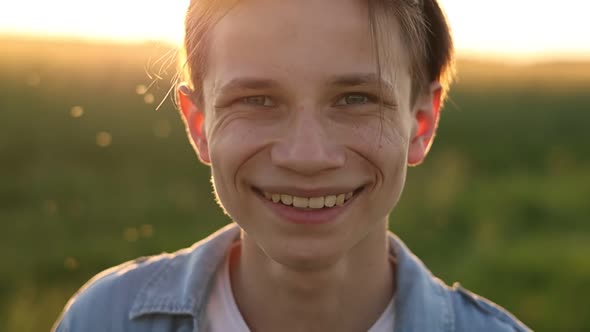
top-left (1, 0), bottom-right (589, 61)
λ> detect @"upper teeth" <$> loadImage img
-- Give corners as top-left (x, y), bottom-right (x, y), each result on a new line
top-left (263, 191), bottom-right (355, 209)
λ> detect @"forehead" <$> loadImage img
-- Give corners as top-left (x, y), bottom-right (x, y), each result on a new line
top-left (204, 0), bottom-right (407, 92)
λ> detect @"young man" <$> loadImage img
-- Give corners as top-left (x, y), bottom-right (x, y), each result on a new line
top-left (54, 0), bottom-right (531, 331)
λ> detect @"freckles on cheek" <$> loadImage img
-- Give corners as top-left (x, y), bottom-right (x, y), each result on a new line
top-left (350, 119), bottom-right (409, 151)
top-left (347, 121), bottom-right (409, 186)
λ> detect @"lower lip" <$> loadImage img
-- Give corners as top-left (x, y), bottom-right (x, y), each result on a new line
top-left (258, 192), bottom-right (358, 225)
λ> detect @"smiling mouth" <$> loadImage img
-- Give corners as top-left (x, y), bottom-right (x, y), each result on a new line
top-left (252, 187), bottom-right (365, 210)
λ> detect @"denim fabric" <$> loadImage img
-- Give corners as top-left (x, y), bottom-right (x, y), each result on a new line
top-left (53, 223), bottom-right (531, 332)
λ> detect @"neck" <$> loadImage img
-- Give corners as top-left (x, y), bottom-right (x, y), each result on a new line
top-left (230, 223), bottom-right (394, 332)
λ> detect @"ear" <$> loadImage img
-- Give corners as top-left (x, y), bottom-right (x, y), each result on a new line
top-left (177, 84), bottom-right (211, 165)
top-left (407, 82), bottom-right (442, 166)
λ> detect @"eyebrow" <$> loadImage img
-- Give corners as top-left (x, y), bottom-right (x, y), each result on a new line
top-left (215, 73), bottom-right (395, 96)
top-left (329, 73), bottom-right (395, 93)
top-left (216, 77), bottom-right (281, 96)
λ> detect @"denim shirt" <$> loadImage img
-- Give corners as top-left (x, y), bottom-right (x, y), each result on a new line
top-left (53, 224), bottom-right (531, 332)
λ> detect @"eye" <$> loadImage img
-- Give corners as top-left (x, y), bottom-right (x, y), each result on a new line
top-left (335, 93), bottom-right (376, 106)
top-left (241, 95), bottom-right (275, 107)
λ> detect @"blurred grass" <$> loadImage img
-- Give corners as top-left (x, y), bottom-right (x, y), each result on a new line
top-left (1, 36), bottom-right (589, 331)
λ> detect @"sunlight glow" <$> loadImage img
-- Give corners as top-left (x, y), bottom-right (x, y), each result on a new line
top-left (443, 0), bottom-right (590, 60)
top-left (0, 0), bottom-right (189, 44)
top-left (0, 0), bottom-right (589, 60)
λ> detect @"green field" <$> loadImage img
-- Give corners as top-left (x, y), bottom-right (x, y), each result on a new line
top-left (1, 36), bottom-right (589, 331)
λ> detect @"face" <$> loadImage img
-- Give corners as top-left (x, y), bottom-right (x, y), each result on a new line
top-left (183, 0), bottom-right (436, 269)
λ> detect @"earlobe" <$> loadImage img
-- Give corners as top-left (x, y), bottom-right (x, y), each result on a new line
top-left (177, 85), bottom-right (211, 164)
top-left (408, 82), bottom-right (442, 166)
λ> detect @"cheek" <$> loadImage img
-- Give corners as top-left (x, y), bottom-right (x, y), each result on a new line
top-left (207, 118), bottom-right (273, 210)
top-left (344, 115), bottom-right (411, 201)
top-left (208, 115), bottom-right (266, 164)
top-left (345, 113), bottom-right (412, 161)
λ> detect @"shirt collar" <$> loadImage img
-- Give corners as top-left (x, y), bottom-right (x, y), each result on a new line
top-left (129, 224), bottom-right (240, 326)
top-left (129, 224), bottom-right (453, 332)
top-left (389, 232), bottom-right (454, 332)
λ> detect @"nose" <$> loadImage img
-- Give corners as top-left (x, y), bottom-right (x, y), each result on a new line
top-left (271, 107), bottom-right (345, 175)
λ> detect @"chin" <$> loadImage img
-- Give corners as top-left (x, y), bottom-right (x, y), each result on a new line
top-left (264, 238), bottom-right (347, 272)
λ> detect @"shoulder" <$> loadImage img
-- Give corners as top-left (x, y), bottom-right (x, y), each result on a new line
top-left (388, 233), bottom-right (531, 332)
top-left (447, 282), bottom-right (532, 332)
top-left (53, 224), bottom-right (241, 332)
top-left (52, 254), bottom-right (176, 332)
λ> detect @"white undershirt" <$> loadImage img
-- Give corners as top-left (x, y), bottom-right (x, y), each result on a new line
top-left (205, 244), bottom-right (395, 332)
top-left (205, 244), bottom-right (251, 332)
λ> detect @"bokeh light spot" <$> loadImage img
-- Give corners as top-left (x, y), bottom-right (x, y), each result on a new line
top-left (136, 84), bottom-right (148, 95)
top-left (144, 93), bottom-right (155, 104)
top-left (153, 119), bottom-right (171, 138)
top-left (64, 257), bottom-right (79, 270)
top-left (43, 200), bottom-right (58, 216)
top-left (70, 106), bottom-right (84, 118)
top-left (140, 224), bottom-right (154, 238)
top-left (96, 132), bottom-right (112, 147)
top-left (123, 227), bottom-right (139, 242)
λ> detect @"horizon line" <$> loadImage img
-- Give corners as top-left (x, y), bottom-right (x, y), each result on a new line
top-left (2, 31), bottom-right (589, 65)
